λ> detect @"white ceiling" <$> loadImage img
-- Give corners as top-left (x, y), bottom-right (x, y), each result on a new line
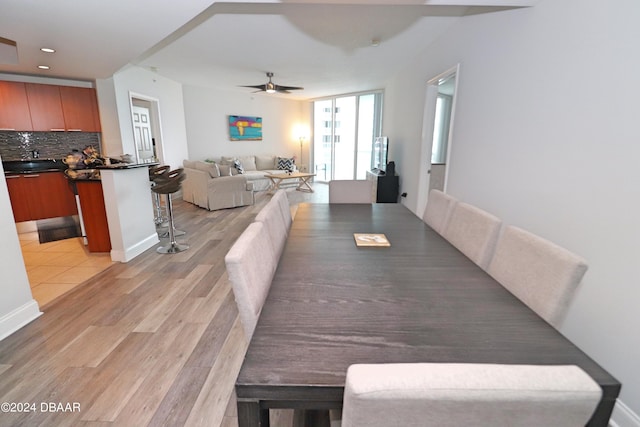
top-left (0, 0), bottom-right (536, 100)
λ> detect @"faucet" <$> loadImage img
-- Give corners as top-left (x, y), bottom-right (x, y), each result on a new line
top-left (31, 150), bottom-right (40, 159)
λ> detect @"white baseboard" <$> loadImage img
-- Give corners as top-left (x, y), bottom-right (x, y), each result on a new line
top-left (110, 233), bottom-right (159, 262)
top-left (0, 300), bottom-right (42, 341)
top-left (611, 399), bottom-right (640, 427)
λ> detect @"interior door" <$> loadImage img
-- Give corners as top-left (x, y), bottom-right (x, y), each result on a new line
top-left (132, 105), bottom-right (155, 161)
top-left (416, 65), bottom-right (459, 215)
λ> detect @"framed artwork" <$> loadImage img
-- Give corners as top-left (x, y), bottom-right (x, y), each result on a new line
top-left (229, 115), bottom-right (262, 140)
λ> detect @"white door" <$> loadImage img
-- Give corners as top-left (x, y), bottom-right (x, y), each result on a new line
top-left (132, 106), bottom-right (155, 161)
top-left (416, 65), bottom-right (459, 216)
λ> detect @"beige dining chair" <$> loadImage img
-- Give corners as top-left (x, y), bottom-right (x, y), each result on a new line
top-left (329, 180), bottom-right (374, 204)
top-left (442, 202), bottom-right (502, 269)
top-left (487, 225), bottom-right (588, 329)
top-left (422, 189), bottom-right (458, 234)
top-left (224, 221), bottom-right (277, 340)
top-left (272, 189), bottom-right (293, 231)
top-left (337, 363), bottom-right (602, 427)
top-left (255, 197), bottom-right (289, 259)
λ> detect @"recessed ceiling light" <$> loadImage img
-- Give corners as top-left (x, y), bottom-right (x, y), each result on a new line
top-left (37, 65), bottom-right (50, 70)
top-left (40, 47), bottom-right (55, 53)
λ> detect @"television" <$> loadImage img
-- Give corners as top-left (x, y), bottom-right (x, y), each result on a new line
top-left (372, 136), bottom-right (389, 174)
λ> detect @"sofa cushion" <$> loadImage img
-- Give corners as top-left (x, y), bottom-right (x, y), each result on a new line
top-left (194, 161), bottom-right (220, 178)
top-left (218, 164), bottom-right (233, 176)
top-left (183, 159), bottom-right (197, 169)
top-left (238, 155), bottom-right (257, 171)
top-left (220, 156), bottom-right (235, 165)
top-left (255, 155), bottom-right (276, 170)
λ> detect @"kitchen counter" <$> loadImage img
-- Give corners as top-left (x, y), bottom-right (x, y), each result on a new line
top-left (96, 161), bottom-right (159, 170)
top-left (3, 159), bottom-right (66, 174)
top-left (99, 165), bottom-right (159, 262)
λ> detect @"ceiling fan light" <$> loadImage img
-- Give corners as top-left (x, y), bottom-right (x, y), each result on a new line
top-left (266, 82), bottom-right (276, 93)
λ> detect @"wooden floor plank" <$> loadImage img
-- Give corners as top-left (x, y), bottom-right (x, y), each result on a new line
top-left (0, 184), bottom-right (328, 427)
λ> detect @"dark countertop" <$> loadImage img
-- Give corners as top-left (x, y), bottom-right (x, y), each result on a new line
top-left (96, 161), bottom-right (159, 170)
top-left (3, 159), bottom-right (66, 174)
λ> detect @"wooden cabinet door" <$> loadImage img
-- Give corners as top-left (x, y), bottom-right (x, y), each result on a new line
top-left (0, 81), bottom-right (33, 131)
top-left (25, 83), bottom-right (66, 131)
top-left (31, 172), bottom-right (78, 220)
top-left (5, 174), bottom-right (31, 222)
top-left (6, 172), bottom-right (78, 221)
top-left (76, 181), bottom-right (111, 252)
top-left (59, 86), bottom-right (101, 132)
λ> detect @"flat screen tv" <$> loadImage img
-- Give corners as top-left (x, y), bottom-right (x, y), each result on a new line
top-left (372, 136), bottom-right (389, 174)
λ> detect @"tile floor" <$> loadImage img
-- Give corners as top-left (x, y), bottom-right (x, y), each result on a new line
top-left (18, 228), bottom-right (114, 308)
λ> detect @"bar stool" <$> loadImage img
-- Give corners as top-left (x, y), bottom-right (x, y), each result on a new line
top-left (151, 165), bottom-right (185, 238)
top-left (149, 165), bottom-right (170, 225)
top-left (152, 168), bottom-right (189, 254)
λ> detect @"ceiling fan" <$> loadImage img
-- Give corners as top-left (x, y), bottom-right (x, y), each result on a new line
top-left (241, 72), bottom-right (303, 94)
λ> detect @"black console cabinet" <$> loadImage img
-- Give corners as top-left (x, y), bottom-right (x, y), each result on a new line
top-left (366, 170), bottom-right (399, 203)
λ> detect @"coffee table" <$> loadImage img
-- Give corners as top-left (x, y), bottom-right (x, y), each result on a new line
top-left (264, 172), bottom-right (316, 193)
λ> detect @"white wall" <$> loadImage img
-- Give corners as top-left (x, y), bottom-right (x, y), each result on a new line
top-left (0, 161), bottom-right (42, 340)
top-left (97, 65), bottom-right (190, 170)
top-left (182, 85), bottom-right (307, 161)
top-left (384, 0), bottom-right (640, 423)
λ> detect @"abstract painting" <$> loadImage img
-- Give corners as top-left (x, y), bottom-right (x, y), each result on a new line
top-left (229, 115), bottom-right (262, 141)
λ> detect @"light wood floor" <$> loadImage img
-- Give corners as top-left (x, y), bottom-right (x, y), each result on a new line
top-left (0, 183), bottom-right (327, 427)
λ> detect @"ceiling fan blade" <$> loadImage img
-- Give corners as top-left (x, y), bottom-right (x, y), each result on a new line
top-left (275, 84), bottom-right (303, 91)
top-left (239, 84), bottom-right (266, 91)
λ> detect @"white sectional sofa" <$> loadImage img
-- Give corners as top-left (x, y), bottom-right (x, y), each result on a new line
top-left (219, 155), bottom-right (296, 192)
top-left (182, 155), bottom-right (295, 211)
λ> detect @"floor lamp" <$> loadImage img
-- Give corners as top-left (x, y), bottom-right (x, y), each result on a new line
top-left (299, 136), bottom-right (305, 171)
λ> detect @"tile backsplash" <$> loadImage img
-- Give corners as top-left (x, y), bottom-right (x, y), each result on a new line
top-left (0, 131), bottom-right (102, 161)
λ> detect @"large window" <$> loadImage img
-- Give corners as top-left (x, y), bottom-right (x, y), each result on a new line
top-left (313, 92), bottom-right (383, 181)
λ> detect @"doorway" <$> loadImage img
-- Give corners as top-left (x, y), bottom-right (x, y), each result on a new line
top-left (416, 65), bottom-right (459, 215)
top-left (129, 93), bottom-right (164, 164)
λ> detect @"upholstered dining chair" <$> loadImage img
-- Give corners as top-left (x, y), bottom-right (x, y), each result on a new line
top-left (442, 202), bottom-right (502, 269)
top-left (337, 363), bottom-right (602, 427)
top-left (487, 225), bottom-right (588, 329)
top-left (272, 189), bottom-right (293, 231)
top-left (224, 221), bottom-right (277, 340)
top-left (255, 197), bottom-right (289, 259)
top-left (329, 180), bottom-right (374, 204)
top-left (422, 189), bottom-right (458, 234)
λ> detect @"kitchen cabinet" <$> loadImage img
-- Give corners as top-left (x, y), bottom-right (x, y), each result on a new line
top-left (59, 86), bottom-right (101, 132)
top-left (5, 171), bottom-right (78, 222)
top-left (0, 81), bottom-right (33, 131)
top-left (25, 83), bottom-right (66, 131)
top-left (2, 81), bottom-right (101, 132)
top-left (76, 180), bottom-right (111, 252)
top-left (5, 174), bottom-right (31, 222)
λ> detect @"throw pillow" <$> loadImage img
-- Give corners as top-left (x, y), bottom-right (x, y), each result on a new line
top-left (255, 155), bottom-right (275, 170)
top-left (238, 155), bottom-right (257, 171)
top-left (277, 157), bottom-right (295, 171)
top-left (220, 156), bottom-right (235, 165)
top-left (218, 164), bottom-right (232, 176)
top-left (233, 159), bottom-right (244, 174)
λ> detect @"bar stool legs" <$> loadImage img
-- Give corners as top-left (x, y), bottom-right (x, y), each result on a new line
top-left (152, 191), bottom-right (168, 225)
top-left (156, 192), bottom-right (189, 254)
top-left (152, 167), bottom-right (189, 254)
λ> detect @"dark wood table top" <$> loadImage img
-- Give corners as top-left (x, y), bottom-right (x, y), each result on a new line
top-left (236, 203), bottom-right (620, 426)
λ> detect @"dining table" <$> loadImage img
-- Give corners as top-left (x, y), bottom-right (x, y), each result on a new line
top-left (235, 203), bottom-right (620, 427)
